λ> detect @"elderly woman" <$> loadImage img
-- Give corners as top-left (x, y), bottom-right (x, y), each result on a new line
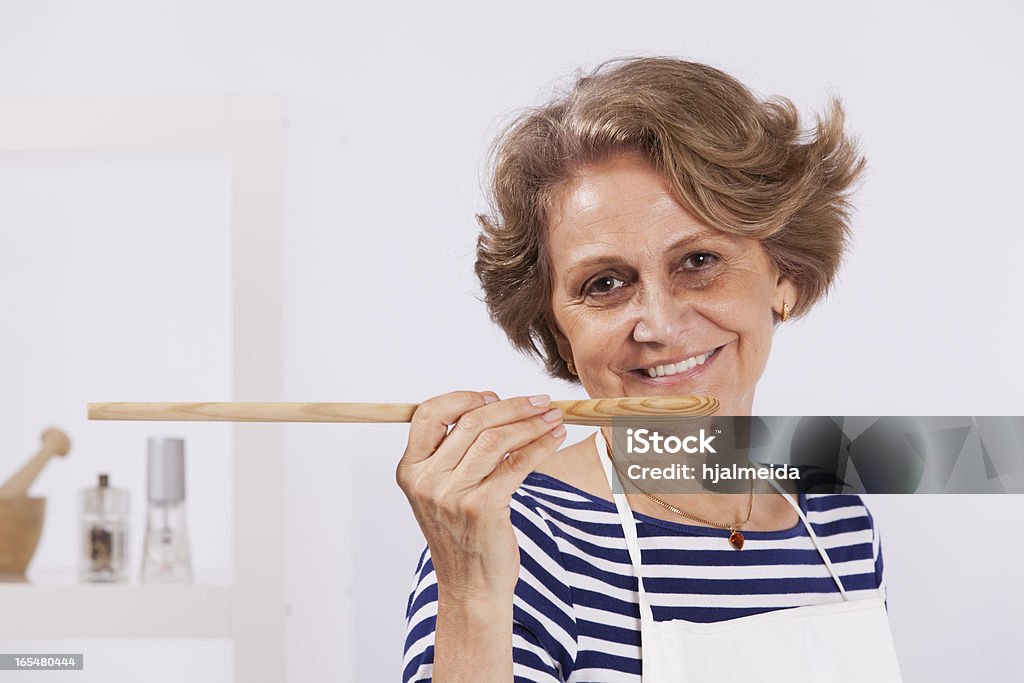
top-left (398, 57), bottom-right (901, 682)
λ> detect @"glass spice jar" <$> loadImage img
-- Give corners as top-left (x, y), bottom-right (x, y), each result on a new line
top-left (78, 473), bottom-right (130, 582)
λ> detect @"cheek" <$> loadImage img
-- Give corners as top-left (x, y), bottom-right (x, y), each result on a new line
top-left (717, 286), bottom-right (775, 363)
top-left (688, 280), bottom-right (770, 331)
top-left (561, 305), bottom-right (606, 339)
top-left (696, 265), bottom-right (775, 316)
top-left (692, 271), bottom-right (776, 361)
top-left (555, 305), bottom-right (631, 360)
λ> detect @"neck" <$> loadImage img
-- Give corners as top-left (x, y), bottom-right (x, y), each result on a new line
top-left (598, 426), bottom-right (760, 526)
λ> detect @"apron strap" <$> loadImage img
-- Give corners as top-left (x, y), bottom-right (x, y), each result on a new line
top-left (767, 477), bottom-right (850, 599)
top-left (595, 429), bottom-right (658, 628)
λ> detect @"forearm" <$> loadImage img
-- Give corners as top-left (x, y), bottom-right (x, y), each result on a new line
top-left (432, 585), bottom-right (514, 683)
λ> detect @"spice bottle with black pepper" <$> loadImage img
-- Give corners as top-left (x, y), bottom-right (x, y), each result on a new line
top-left (78, 473), bottom-right (130, 582)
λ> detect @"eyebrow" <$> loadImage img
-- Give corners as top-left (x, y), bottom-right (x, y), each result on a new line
top-left (561, 229), bottom-right (730, 287)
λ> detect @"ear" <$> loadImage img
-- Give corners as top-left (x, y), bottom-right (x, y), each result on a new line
top-left (547, 315), bottom-right (574, 366)
top-left (773, 275), bottom-right (799, 317)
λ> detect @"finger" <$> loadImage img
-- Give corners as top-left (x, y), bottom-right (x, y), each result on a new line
top-left (435, 394), bottom-right (553, 472)
top-left (452, 407), bottom-right (564, 482)
top-left (401, 391), bottom-right (495, 466)
top-left (486, 424), bottom-right (568, 495)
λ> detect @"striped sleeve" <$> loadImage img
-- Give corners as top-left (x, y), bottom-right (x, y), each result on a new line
top-left (402, 492), bottom-right (578, 682)
top-left (865, 504), bottom-right (887, 606)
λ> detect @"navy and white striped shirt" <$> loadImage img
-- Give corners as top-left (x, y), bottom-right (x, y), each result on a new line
top-left (403, 470), bottom-right (885, 682)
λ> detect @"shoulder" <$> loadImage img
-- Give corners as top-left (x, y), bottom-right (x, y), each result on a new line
top-left (530, 432), bottom-right (612, 501)
top-left (804, 493), bottom-right (877, 531)
top-left (803, 493), bottom-right (882, 562)
top-left (804, 492), bottom-right (873, 516)
top-left (510, 468), bottom-right (606, 554)
top-left (805, 494), bottom-right (886, 595)
top-left (511, 434), bottom-right (618, 538)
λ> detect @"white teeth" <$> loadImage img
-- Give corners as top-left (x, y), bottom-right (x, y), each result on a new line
top-left (643, 349), bottom-right (715, 378)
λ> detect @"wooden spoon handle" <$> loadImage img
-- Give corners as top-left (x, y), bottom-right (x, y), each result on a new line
top-left (87, 396), bottom-right (717, 427)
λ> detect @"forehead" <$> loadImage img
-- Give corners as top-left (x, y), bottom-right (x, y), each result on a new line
top-left (547, 155), bottom-right (716, 260)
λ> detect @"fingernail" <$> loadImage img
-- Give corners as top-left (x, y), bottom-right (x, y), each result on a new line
top-left (550, 425), bottom-right (566, 439)
top-left (483, 393), bottom-right (498, 404)
top-left (542, 408), bottom-right (562, 422)
top-left (528, 394), bottom-right (550, 407)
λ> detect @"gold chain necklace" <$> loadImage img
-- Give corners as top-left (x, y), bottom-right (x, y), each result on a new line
top-left (605, 435), bottom-right (754, 550)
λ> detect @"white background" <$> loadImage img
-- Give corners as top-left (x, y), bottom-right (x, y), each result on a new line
top-left (1, 1), bottom-right (1022, 681)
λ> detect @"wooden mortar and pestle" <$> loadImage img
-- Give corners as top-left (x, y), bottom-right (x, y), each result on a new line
top-left (0, 428), bottom-right (71, 581)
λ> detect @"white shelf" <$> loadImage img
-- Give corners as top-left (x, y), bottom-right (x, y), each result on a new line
top-left (0, 580), bottom-right (233, 639)
top-left (0, 98), bottom-right (286, 681)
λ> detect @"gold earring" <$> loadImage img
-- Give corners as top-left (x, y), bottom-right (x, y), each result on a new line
top-left (781, 302), bottom-right (790, 322)
top-left (567, 359), bottom-right (577, 376)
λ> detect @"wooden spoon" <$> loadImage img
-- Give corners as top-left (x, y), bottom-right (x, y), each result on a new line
top-left (0, 428), bottom-right (72, 499)
top-left (87, 396), bottom-right (718, 427)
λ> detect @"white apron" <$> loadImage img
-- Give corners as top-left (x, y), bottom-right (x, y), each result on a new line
top-left (594, 430), bottom-right (903, 682)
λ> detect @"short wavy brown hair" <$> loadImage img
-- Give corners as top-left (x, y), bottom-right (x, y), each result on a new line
top-left (475, 56), bottom-right (866, 382)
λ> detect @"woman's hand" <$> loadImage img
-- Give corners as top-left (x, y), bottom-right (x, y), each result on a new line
top-left (396, 390), bottom-right (567, 598)
top-left (397, 391), bottom-right (567, 681)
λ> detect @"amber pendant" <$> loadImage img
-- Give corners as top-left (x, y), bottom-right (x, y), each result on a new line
top-left (728, 530), bottom-right (745, 550)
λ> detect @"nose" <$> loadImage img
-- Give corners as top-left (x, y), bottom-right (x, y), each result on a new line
top-left (632, 286), bottom-right (693, 345)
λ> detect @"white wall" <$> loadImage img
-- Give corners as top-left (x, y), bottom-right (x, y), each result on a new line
top-left (1, 2), bottom-right (1021, 681)
top-left (0, 152), bottom-right (234, 678)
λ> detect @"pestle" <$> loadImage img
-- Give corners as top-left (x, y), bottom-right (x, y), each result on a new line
top-left (0, 428), bottom-right (71, 498)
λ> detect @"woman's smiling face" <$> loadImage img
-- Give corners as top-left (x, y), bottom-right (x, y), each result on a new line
top-left (547, 153), bottom-right (798, 415)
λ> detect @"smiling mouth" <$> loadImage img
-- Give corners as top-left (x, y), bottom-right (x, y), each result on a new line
top-left (629, 346), bottom-right (723, 379)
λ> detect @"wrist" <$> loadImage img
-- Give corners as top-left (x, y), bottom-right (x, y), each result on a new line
top-left (437, 582), bottom-right (514, 619)
top-left (434, 584), bottom-right (514, 682)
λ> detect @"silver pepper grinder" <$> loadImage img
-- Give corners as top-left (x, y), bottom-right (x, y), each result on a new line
top-left (140, 437), bottom-right (193, 583)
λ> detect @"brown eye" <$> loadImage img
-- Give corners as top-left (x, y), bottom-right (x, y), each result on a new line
top-left (683, 252), bottom-right (719, 269)
top-left (584, 274), bottom-right (626, 297)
